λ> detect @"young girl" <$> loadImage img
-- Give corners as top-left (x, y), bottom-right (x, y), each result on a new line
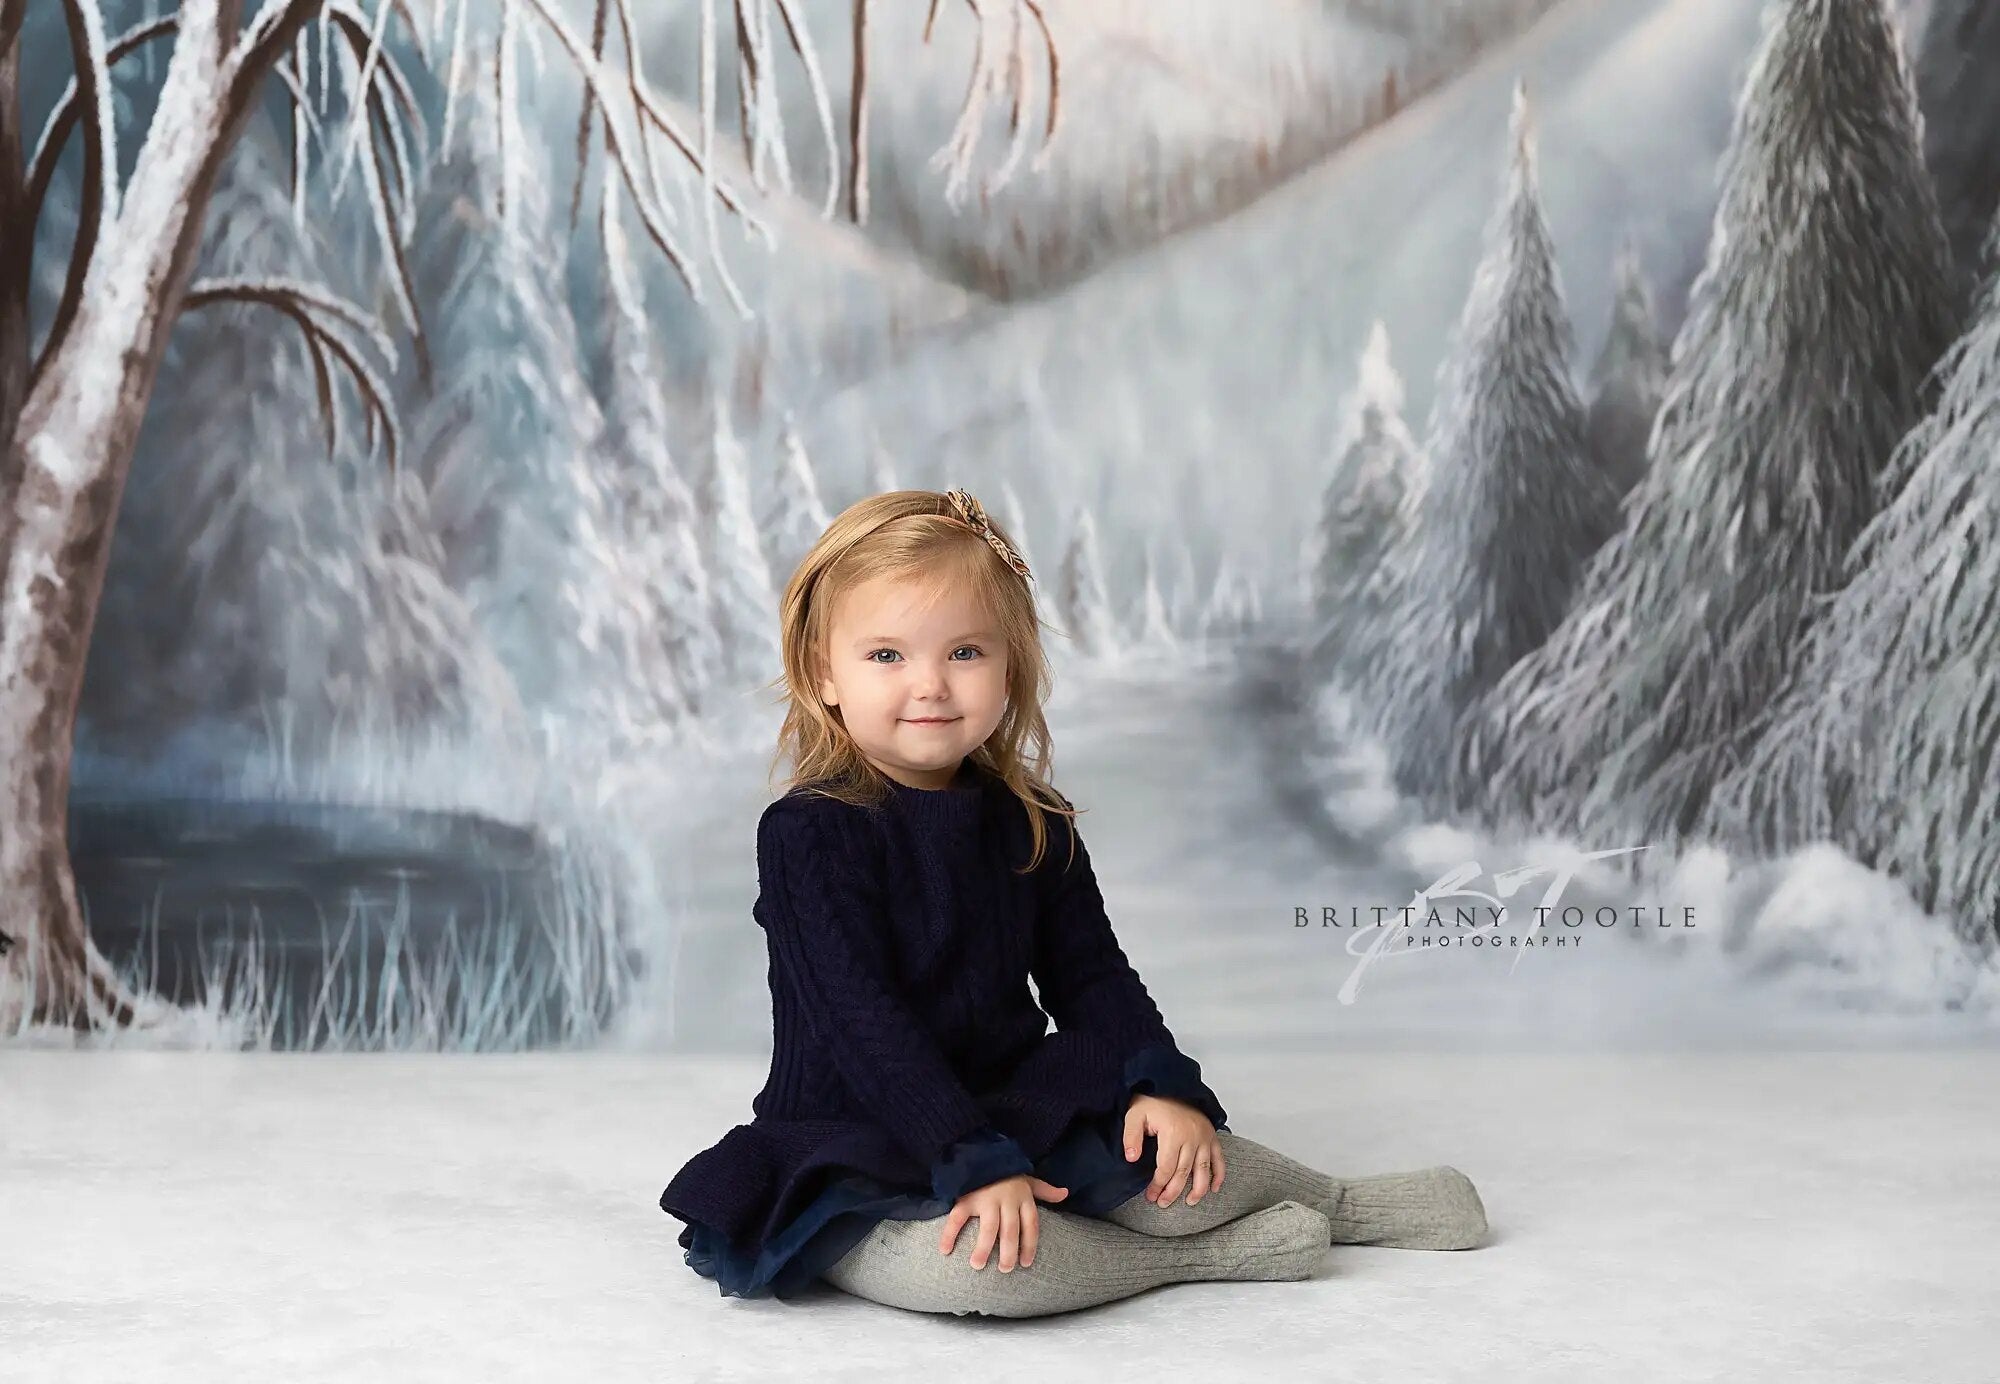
top-left (659, 488), bottom-right (1488, 1317)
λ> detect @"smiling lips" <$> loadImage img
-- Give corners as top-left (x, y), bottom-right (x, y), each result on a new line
top-left (904, 717), bottom-right (959, 725)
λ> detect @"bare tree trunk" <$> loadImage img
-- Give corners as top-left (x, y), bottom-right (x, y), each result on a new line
top-left (0, 0), bottom-right (31, 493)
top-left (0, 0), bottom-right (301, 1034)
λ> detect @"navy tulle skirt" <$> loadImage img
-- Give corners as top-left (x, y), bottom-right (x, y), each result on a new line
top-left (679, 1103), bottom-right (1164, 1300)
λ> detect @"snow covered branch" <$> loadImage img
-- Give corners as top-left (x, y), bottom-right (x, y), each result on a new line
top-left (23, 12), bottom-right (176, 242)
top-left (180, 276), bottom-right (401, 472)
top-left (515, 0), bottom-right (704, 296)
top-left (847, 0), bottom-right (871, 222)
top-left (928, 0), bottom-right (1061, 207)
top-left (26, 0), bottom-right (121, 397)
top-left (320, 11), bottom-right (429, 374)
top-left (605, 0), bottom-right (669, 216)
top-left (768, 0), bottom-right (841, 218)
top-left (565, 0), bottom-right (612, 232)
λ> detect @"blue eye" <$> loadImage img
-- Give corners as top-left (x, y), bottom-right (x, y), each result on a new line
top-left (866, 646), bottom-right (983, 664)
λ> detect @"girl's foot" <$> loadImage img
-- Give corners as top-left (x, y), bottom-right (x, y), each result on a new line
top-left (1321, 1165), bottom-right (1488, 1250)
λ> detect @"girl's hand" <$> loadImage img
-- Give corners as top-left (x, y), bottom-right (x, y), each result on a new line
top-left (940, 1174), bottom-right (1069, 1271)
top-left (1125, 1094), bottom-right (1227, 1207)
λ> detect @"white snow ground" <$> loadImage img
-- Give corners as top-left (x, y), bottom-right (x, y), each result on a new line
top-left (6, 1048), bottom-right (1999, 1382)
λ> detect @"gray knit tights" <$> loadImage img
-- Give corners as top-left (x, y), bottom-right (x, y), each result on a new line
top-left (819, 1132), bottom-right (1486, 1317)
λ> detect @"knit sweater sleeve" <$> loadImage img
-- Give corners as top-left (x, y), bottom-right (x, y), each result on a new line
top-left (757, 798), bottom-right (1035, 1202)
top-left (1031, 802), bottom-right (1229, 1132)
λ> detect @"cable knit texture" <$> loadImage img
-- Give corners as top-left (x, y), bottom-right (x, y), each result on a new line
top-left (659, 758), bottom-right (1228, 1299)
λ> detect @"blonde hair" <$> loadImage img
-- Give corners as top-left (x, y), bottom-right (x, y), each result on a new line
top-left (764, 489), bottom-right (1078, 874)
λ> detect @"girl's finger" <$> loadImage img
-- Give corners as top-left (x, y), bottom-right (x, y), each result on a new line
top-left (1123, 1105), bottom-right (1147, 1161)
top-left (1152, 1136), bottom-right (1176, 1200)
top-left (972, 1206), bottom-right (999, 1270)
top-left (1187, 1147), bottom-right (1213, 1205)
top-left (1147, 1136), bottom-right (1177, 1201)
top-left (1021, 1200), bottom-right (1039, 1268)
top-left (1165, 1140), bottom-right (1197, 1205)
top-left (1000, 1199), bottom-right (1020, 1272)
top-left (939, 1205), bottom-right (967, 1256)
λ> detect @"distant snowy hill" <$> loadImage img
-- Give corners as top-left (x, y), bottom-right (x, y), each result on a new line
top-left (625, 0), bottom-right (1567, 297)
top-left (780, 0), bottom-right (1768, 605)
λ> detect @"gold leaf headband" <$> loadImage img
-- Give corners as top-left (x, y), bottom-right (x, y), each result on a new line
top-left (943, 487), bottom-right (1033, 582)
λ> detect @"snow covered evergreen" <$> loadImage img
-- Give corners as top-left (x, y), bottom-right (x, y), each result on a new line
top-left (1054, 508), bottom-right (1122, 660)
top-left (997, 479), bottom-right (1040, 588)
top-left (1914, 0), bottom-right (2000, 312)
top-left (762, 415), bottom-right (834, 584)
top-left (1200, 555), bottom-right (1263, 642)
top-left (1582, 240), bottom-right (1668, 503)
top-left (593, 181), bottom-right (722, 728)
top-left (1166, 534), bottom-right (1203, 640)
top-left (401, 47), bottom-right (679, 749)
top-left (1360, 82), bottom-right (1621, 806)
top-left (1459, 0), bottom-right (1958, 841)
top-left (105, 130), bottom-right (380, 745)
top-left (690, 381), bottom-right (783, 695)
top-left (1303, 320), bottom-right (1425, 678)
top-left (355, 463), bottom-right (516, 737)
top-left (1131, 540), bottom-right (1181, 651)
top-left (1703, 252), bottom-right (2000, 947)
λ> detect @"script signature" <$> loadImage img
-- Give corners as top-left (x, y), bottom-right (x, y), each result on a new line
top-left (1337, 846), bottom-right (1649, 1004)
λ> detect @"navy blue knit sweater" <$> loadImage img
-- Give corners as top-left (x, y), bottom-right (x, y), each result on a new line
top-left (659, 756), bottom-right (1227, 1296)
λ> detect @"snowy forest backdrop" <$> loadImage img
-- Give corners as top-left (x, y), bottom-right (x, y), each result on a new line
top-left (5, 0), bottom-right (2000, 1053)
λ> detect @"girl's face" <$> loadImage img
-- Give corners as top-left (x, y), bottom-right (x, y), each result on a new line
top-left (817, 573), bottom-right (1011, 791)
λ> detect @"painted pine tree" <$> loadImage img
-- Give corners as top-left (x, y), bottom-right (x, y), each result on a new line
top-left (357, 462), bottom-right (516, 738)
top-left (1168, 535), bottom-right (1203, 641)
top-left (143, 126), bottom-right (361, 737)
top-left (401, 48), bottom-right (664, 742)
top-left (1362, 81), bottom-right (1621, 806)
top-left (1703, 260), bottom-right (2000, 946)
top-left (1915, 0), bottom-right (2000, 311)
top-left (763, 415), bottom-right (834, 584)
top-left (594, 179), bottom-right (719, 730)
top-left (1132, 540), bottom-right (1180, 651)
top-left (1459, 0), bottom-right (1958, 841)
top-left (692, 378), bottom-right (782, 697)
top-left (100, 127), bottom-right (499, 754)
top-left (1055, 508), bottom-right (1122, 660)
top-left (1305, 320), bottom-right (1425, 677)
top-left (1583, 240), bottom-right (1668, 503)
top-left (998, 479), bottom-right (1040, 588)
top-left (1201, 555), bottom-right (1262, 642)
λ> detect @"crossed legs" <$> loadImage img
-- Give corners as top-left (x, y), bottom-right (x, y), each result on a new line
top-left (818, 1197), bottom-right (1331, 1318)
top-left (819, 1133), bottom-right (1487, 1318)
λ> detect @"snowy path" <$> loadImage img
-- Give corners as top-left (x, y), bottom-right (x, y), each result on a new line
top-left (7, 1049), bottom-right (1998, 1381)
